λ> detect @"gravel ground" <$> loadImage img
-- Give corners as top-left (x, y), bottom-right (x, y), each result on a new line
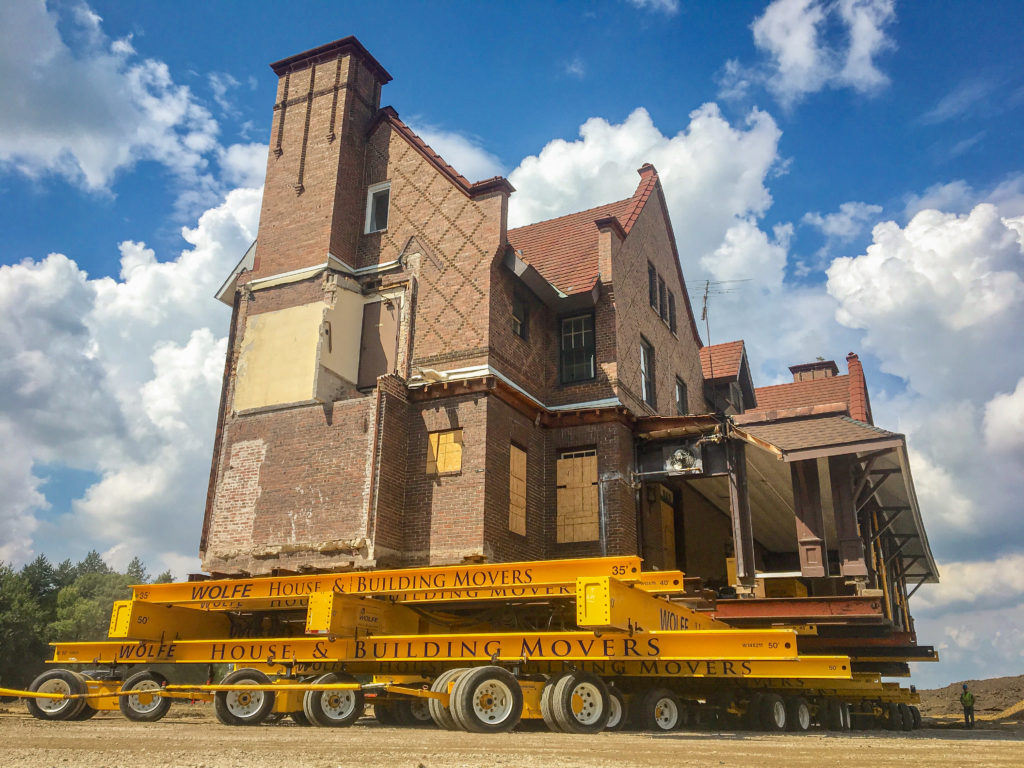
top-left (2, 709), bottom-right (1023, 768)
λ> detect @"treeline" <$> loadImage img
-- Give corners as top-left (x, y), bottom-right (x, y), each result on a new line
top-left (0, 552), bottom-right (173, 689)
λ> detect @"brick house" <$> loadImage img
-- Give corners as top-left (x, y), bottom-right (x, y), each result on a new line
top-left (200, 38), bottom-right (936, 650)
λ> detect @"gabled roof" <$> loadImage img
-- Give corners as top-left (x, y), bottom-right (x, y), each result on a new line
top-left (700, 341), bottom-right (746, 381)
top-left (367, 107), bottom-right (514, 199)
top-left (507, 198), bottom-right (632, 295)
top-left (507, 164), bottom-right (662, 297)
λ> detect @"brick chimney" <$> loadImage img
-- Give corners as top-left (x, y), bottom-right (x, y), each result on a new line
top-left (788, 359), bottom-right (839, 382)
top-left (846, 352), bottom-right (873, 424)
top-left (249, 37), bottom-right (392, 279)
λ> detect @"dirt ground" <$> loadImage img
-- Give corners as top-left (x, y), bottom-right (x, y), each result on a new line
top-left (2, 709), bottom-right (1023, 768)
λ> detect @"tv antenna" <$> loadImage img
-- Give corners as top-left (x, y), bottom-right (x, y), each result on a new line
top-left (691, 279), bottom-right (750, 381)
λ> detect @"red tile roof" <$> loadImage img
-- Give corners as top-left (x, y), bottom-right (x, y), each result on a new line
top-left (506, 164), bottom-right (661, 296)
top-left (700, 340), bottom-right (746, 381)
top-left (368, 107), bottom-right (514, 199)
top-left (753, 375), bottom-right (852, 413)
top-left (507, 198), bottom-right (633, 295)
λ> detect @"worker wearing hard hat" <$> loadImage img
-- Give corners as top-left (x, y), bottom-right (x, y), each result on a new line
top-left (960, 683), bottom-right (975, 729)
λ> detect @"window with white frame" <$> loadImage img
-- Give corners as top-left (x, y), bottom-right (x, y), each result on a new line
top-left (365, 181), bottom-right (391, 233)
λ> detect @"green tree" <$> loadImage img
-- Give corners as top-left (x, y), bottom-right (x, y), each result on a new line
top-left (125, 556), bottom-right (150, 584)
top-left (76, 550), bottom-right (110, 576)
top-left (154, 570), bottom-right (175, 583)
top-left (49, 571), bottom-right (133, 642)
top-left (0, 564), bottom-right (48, 688)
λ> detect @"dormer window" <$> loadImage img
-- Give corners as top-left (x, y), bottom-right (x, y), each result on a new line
top-left (365, 181), bottom-right (390, 233)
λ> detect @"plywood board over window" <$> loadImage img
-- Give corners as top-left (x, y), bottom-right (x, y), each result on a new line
top-left (556, 449), bottom-right (599, 543)
top-left (509, 444), bottom-right (527, 535)
top-left (427, 429), bottom-right (463, 475)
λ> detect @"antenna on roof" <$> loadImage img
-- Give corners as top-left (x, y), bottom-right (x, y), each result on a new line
top-left (693, 279), bottom-right (750, 411)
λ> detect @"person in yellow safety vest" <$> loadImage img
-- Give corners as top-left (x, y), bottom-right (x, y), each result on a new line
top-left (960, 683), bottom-right (975, 729)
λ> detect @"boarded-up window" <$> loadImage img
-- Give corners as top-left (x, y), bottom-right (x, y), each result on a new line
top-left (427, 429), bottom-right (463, 475)
top-left (509, 444), bottom-right (527, 535)
top-left (556, 449), bottom-right (599, 543)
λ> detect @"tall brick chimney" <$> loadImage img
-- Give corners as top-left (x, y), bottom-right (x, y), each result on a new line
top-left (846, 352), bottom-right (873, 424)
top-left (250, 37), bottom-right (392, 279)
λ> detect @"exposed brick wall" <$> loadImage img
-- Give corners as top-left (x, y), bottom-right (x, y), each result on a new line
top-left (611, 187), bottom-right (705, 416)
top-left (481, 397), bottom-right (547, 563)
top-left (359, 122), bottom-right (506, 371)
top-left (253, 52), bottom-right (382, 279)
top-left (487, 265), bottom-right (558, 401)
top-left (401, 393), bottom-right (489, 564)
top-left (369, 374), bottom-right (410, 561)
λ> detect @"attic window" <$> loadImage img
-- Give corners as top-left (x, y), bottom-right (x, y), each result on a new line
top-left (512, 294), bottom-right (528, 339)
top-left (365, 181), bottom-right (390, 233)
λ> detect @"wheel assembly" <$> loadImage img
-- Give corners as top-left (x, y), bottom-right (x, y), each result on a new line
top-left (898, 702), bottom-right (914, 732)
top-left (636, 687), bottom-right (682, 732)
top-left (214, 668), bottom-right (276, 726)
top-left (884, 701), bottom-right (902, 731)
top-left (605, 686), bottom-right (628, 731)
top-left (760, 693), bottom-right (787, 732)
top-left (25, 669), bottom-right (87, 721)
top-left (119, 669), bottom-right (172, 722)
top-left (428, 668), bottom-right (468, 730)
top-left (302, 672), bottom-right (364, 727)
top-left (786, 696), bottom-right (810, 732)
top-left (540, 672), bottom-right (570, 732)
top-left (548, 672), bottom-right (610, 734)
top-left (449, 666), bottom-right (523, 733)
top-left (393, 697), bottom-right (434, 727)
top-left (909, 704), bottom-right (922, 730)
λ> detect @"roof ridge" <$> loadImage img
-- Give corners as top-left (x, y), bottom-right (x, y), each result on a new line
top-left (507, 197), bottom-right (633, 234)
top-left (369, 107), bottom-right (514, 199)
top-left (620, 163), bottom-right (659, 234)
top-left (755, 374), bottom-right (850, 392)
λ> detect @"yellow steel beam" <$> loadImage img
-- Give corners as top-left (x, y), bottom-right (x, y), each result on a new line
top-left (108, 600), bottom-right (231, 641)
top-left (51, 628), bottom-right (800, 666)
top-left (132, 556), bottom-right (644, 610)
top-left (525, 656), bottom-right (851, 680)
top-left (576, 576), bottom-right (728, 632)
top-left (304, 592), bottom-right (420, 636)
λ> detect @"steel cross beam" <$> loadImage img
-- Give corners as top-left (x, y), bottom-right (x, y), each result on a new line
top-left (51, 628), bottom-right (803, 667)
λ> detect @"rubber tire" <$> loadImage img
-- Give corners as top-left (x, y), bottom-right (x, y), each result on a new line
top-left (25, 669), bottom-right (87, 721)
top-left (885, 701), bottom-right (902, 731)
top-left (549, 672), bottom-right (610, 734)
top-left (823, 699), bottom-right (844, 731)
top-left (745, 692), bottom-right (765, 730)
top-left (761, 693), bottom-right (787, 732)
top-left (786, 696), bottom-right (811, 732)
top-left (393, 698), bottom-right (434, 727)
top-left (839, 701), bottom-right (852, 731)
top-left (119, 669), bottom-right (172, 722)
top-left (910, 705), bottom-right (922, 730)
top-left (449, 666), bottom-right (523, 734)
top-left (605, 686), bottom-right (629, 731)
top-left (429, 668), bottom-right (468, 730)
top-left (636, 688), bottom-right (683, 732)
top-left (898, 702), bottom-right (914, 732)
top-left (214, 668), bottom-right (275, 726)
top-left (290, 710), bottom-right (313, 726)
top-left (302, 673), bottom-right (364, 727)
top-left (374, 702), bottom-right (399, 725)
top-left (540, 673), bottom-right (571, 732)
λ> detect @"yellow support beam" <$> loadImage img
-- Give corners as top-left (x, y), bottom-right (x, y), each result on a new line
top-left (576, 576), bottom-right (727, 632)
top-left (108, 600), bottom-right (231, 641)
top-left (304, 592), bottom-right (419, 636)
top-left (52, 628), bottom-right (801, 667)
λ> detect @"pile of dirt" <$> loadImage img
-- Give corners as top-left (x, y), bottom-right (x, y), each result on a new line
top-left (917, 674), bottom-right (1024, 718)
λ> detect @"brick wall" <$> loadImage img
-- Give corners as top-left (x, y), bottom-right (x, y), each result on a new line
top-left (401, 393), bottom-right (489, 564)
top-left (611, 187), bottom-right (705, 416)
top-left (253, 52), bottom-right (383, 279)
top-left (359, 122), bottom-right (506, 372)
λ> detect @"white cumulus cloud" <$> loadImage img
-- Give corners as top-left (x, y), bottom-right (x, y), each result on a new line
top-left (722, 0), bottom-right (896, 107)
top-left (407, 123), bottom-right (504, 183)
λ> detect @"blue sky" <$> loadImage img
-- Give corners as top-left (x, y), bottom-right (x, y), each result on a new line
top-left (1, 0), bottom-right (1022, 688)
